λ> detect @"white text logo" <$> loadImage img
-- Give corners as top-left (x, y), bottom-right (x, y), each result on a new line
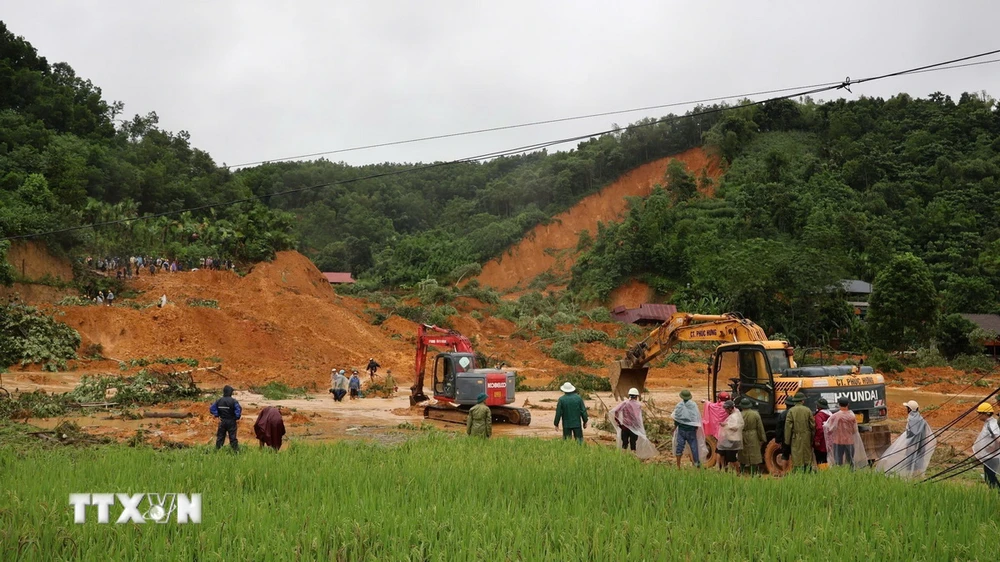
top-left (69, 493), bottom-right (201, 524)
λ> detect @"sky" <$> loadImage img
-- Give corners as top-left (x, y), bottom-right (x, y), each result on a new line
top-left (4, 1), bottom-right (1000, 168)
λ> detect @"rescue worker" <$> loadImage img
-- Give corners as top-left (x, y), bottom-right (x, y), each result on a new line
top-left (826, 397), bottom-right (859, 468)
top-left (784, 391), bottom-right (816, 472)
top-left (554, 382), bottom-right (588, 443)
top-left (253, 406), bottom-right (286, 451)
top-left (613, 388), bottom-right (643, 451)
top-left (738, 398), bottom-right (765, 475)
top-left (349, 370), bottom-right (361, 399)
top-left (366, 358), bottom-right (380, 381)
top-left (974, 402), bottom-right (1000, 489)
top-left (813, 398), bottom-right (831, 467)
top-left (776, 394), bottom-right (795, 465)
top-left (876, 400), bottom-right (936, 478)
top-left (331, 369), bottom-right (349, 402)
top-left (715, 400), bottom-right (743, 472)
top-left (209, 385), bottom-right (241, 451)
top-left (702, 391), bottom-right (730, 441)
top-left (466, 393), bottom-right (492, 439)
top-left (671, 389), bottom-right (702, 468)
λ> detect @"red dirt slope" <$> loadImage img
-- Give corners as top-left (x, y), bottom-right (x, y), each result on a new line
top-left (475, 147), bottom-right (723, 291)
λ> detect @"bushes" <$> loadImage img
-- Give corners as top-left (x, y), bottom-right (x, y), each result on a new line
top-left (542, 371), bottom-right (611, 392)
top-left (543, 340), bottom-right (586, 366)
top-left (0, 303), bottom-right (80, 371)
top-left (866, 348), bottom-right (905, 374)
top-left (951, 353), bottom-right (996, 374)
top-left (249, 381), bottom-right (308, 400)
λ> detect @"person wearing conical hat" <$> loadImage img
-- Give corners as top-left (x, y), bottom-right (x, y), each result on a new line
top-left (554, 382), bottom-right (588, 443)
top-left (784, 391), bottom-right (815, 472)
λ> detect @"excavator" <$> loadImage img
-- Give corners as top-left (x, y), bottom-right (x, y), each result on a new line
top-left (610, 312), bottom-right (891, 473)
top-left (410, 324), bottom-right (531, 426)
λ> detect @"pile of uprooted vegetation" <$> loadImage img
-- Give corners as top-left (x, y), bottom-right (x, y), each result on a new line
top-left (0, 372), bottom-right (203, 420)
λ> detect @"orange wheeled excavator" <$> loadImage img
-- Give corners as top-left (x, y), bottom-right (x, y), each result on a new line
top-left (410, 324), bottom-right (531, 425)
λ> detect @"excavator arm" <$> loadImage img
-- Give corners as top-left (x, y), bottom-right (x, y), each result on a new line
top-left (410, 324), bottom-right (474, 406)
top-left (610, 313), bottom-right (768, 399)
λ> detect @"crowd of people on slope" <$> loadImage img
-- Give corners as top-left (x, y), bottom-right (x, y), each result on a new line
top-left (84, 255), bottom-right (236, 280)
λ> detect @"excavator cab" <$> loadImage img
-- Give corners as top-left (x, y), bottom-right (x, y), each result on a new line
top-left (432, 352), bottom-right (476, 400)
top-left (711, 344), bottom-right (777, 417)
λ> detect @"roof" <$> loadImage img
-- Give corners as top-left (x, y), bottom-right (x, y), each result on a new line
top-left (610, 303), bottom-right (677, 324)
top-left (840, 279), bottom-right (872, 294)
top-left (959, 313), bottom-right (1000, 334)
top-left (322, 272), bottom-right (356, 284)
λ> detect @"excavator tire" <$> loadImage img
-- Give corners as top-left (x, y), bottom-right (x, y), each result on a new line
top-left (491, 406), bottom-right (532, 426)
top-left (701, 435), bottom-right (719, 468)
top-left (763, 439), bottom-right (790, 477)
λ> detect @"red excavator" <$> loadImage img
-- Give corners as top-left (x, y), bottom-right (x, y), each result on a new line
top-left (410, 324), bottom-right (531, 425)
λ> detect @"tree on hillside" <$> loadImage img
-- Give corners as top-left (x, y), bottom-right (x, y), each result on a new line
top-left (935, 313), bottom-right (978, 360)
top-left (867, 253), bottom-right (939, 350)
top-left (664, 160), bottom-right (697, 202)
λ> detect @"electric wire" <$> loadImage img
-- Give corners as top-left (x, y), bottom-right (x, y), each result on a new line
top-left (3, 48), bottom-right (1000, 243)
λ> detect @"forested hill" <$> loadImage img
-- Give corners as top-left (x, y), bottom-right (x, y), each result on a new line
top-left (571, 94), bottom-right (1000, 348)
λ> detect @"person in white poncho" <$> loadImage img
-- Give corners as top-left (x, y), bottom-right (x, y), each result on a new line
top-left (609, 388), bottom-right (657, 460)
top-left (875, 400), bottom-right (936, 478)
top-left (824, 397), bottom-right (868, 469)
top-left (671, 389), bottom-right (706, 468)
top-left (715, 400), bottom-right (743, 472)
top-left (974, 402), bottom-right (1000, 489)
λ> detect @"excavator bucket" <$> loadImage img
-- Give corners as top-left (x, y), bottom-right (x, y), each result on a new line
top-left (409, 389), bottom-right (430, 407)
top-left (608, 360), bottom-right (649, 401)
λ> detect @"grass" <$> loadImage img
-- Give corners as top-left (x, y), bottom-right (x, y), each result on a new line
top-left (248, 381), bottom-right (308, 400)
top-left (0, 432), bottom-right (997, 560)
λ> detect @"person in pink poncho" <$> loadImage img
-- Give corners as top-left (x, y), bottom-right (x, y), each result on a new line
top-left (702, 391), bottom-right (731, 439)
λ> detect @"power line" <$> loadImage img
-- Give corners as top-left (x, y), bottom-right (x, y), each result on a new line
top-left (226, 81), bottom-right (842, 168)
top-left (227, 51), bottom-right (1000, 168)
top-left (4, 48), bottom-right (1000, 244)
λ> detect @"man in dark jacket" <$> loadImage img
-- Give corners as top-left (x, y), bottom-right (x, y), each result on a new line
top-left (366, 358), bottom-right (380, 381)
top-left (554, 382), bottom-right (588, 443)
top-left (210, 385), bottom-right (242, 451)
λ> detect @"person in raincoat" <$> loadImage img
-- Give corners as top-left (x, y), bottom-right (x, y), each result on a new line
top-left (876, 400), bottom-right (936, 478)
top-left (330, 369), bottom-right (349, 402)
top-left (702, 391), bottom-right (731, 440)
top-left (253, 406), bottom-right (286, 451)
top-left (467, 393), bottom-right (492, 439)
top-left (974, 402), bottom-right (1000, 489)
top-left (813, 398), bottom-right (832, 467)
top-left (610, 388), bottom-right (658, 459)
top-left (784, 391), bottom-right (816, 472)
top-left (738, 398), bottom-right (765, 475)
top-left (348, 370), bottom-right (361, 399)
top-left (671, 389), bottom-right (704, 468)
top-left (554, 382), bottom-right (588, 443)
top-left (715, 400), bottom-right (743, 472)
top-left (825, 397), bottom-right (868, 469)
top-left (775, 395), bottom-right (795, 464)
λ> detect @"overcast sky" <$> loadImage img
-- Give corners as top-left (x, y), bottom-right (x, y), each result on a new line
top-left (4, 1), bottom-right (1000, 168)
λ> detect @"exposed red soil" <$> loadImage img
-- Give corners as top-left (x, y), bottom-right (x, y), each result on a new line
top-left (475, 147), bottom-right (723, 292)
top-left (608, 279), bottom-right (655, 309)
top-left (0, 241), bottom-right (75, 303)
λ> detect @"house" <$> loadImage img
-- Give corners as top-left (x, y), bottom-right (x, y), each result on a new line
top-left (322, 272), bottom-right (355, 285)
top-left (959, 313), bottom-right (1000, 359)
top-left (610, 303), bottom-right (677, 326)
top-left (840, 279), bottom-right (872, 317)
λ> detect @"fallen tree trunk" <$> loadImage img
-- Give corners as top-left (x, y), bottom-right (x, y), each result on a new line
top-left (141, 411), bottom-right (193, 419)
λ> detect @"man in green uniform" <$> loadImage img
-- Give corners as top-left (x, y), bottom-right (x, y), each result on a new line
top-left (467, 393), bottom-right (492, 439)
top-left (554, 382), bottom-right (588, 443)
top-left (784, 391), bottom-right (816, 472)
top-left (738, 398), bottom-right (766, 475)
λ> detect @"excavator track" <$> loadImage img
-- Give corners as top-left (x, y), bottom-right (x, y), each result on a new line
top-left (422, 404), bottom-right (532, 426)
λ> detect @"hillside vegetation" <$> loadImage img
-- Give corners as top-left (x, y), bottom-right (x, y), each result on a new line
top-left (572, 96), bottom-right (1000, 349)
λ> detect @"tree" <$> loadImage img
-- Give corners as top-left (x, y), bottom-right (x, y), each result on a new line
top-left (936, 314), bottom-right (978, 360)
top-left (867, 253), bottom-right (939, 350)
top-left (664, 160), bottom-right (697, 202)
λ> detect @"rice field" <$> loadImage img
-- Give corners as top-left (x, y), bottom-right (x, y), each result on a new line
top-left (1, 433), bottom-right (997, 561)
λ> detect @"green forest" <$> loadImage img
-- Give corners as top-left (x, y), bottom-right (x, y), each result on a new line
top-left (2, 21), bottom-right (999, 354)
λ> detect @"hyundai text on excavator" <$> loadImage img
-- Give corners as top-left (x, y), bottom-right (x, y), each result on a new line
top-left (610, 312), bottom-right (891, 473)
top-left (410, 324), bottom-right (531, 425)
